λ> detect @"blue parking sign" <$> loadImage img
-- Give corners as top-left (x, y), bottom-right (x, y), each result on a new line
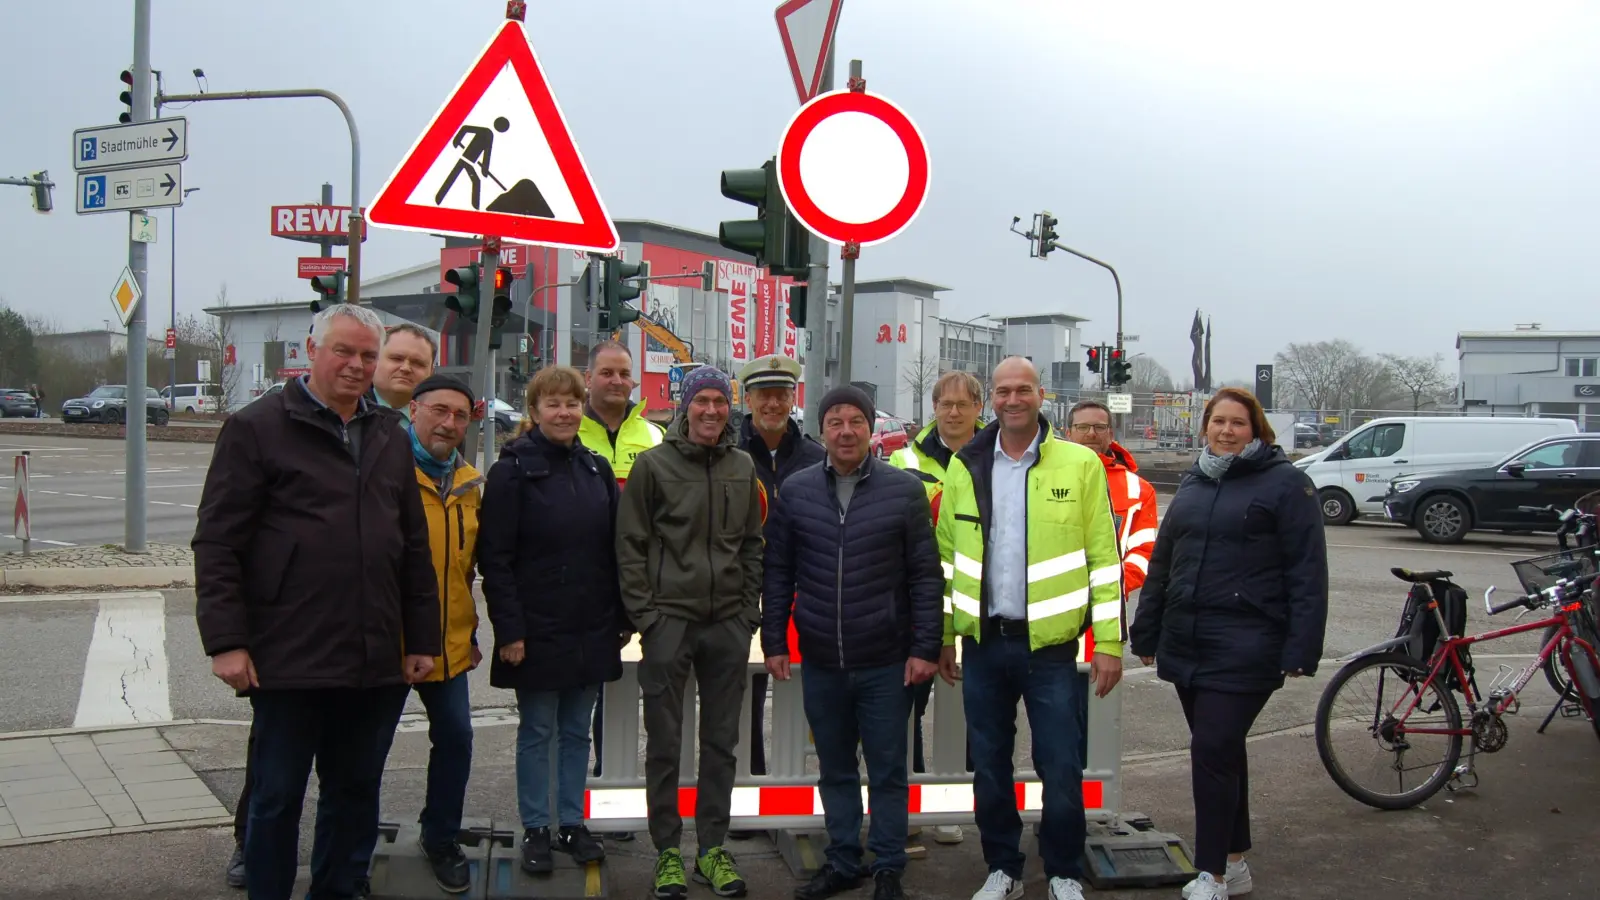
top-left (82, 175), bottom-right (106, 209)
top-left (79, 137), bottom-right (98, 164)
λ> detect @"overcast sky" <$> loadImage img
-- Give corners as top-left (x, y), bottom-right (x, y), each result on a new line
top-left (3, 0), bottom-right (1596, 382)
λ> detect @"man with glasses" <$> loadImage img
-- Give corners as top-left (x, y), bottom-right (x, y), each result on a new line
top-left (888, 370), bottom-right (984, 845)
top-left (1064, 400), bottom-right (1159, 602)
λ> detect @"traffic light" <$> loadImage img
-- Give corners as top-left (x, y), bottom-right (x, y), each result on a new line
top-left (443, 265), bottom-right (481, 322)
top-left (308, 271), bottom-right (346, 312)
top-left (1086, 346), bottom-right (1101, 374)
top-left (718, 158), bottom-right (797, 272)
top-left (29, 171), bottom-right (52, 214)
top-left (119, 70), bottom-right (135, 124)
top-left (1107, 348), bottom-right (1131, 387)
top-left (507, 357), bottom-right (524, 384)
top-left (487, 266), bottom-right (514, 349)
top-left (599, 257), bottom-right (644, 331)
top-left (786, 285), bottom-right (808, 328)
top-left (699, 260), bottom-right (715, 293)
top-left (1036, 211), bottom-right (1059, 258)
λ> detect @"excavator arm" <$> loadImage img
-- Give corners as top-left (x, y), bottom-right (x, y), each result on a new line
top-left (612, 312), bottom-right (694, 363)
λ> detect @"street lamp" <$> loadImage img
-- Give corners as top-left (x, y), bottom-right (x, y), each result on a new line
top-left (170, 186), bottom-right (200, 391)
top-left (958, 313), bottom-right (992, 372)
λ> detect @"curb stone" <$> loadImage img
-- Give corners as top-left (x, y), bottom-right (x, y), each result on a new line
top-left (0, 566), bottom-right (195, 589)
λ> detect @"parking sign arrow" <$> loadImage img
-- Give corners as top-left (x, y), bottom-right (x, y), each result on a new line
top-left (162, 127), bottom-right (179, 151)
top-left (160, 173), bottom-right (176, 196)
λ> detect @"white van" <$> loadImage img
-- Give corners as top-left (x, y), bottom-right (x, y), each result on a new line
top-left (1294, 416), bottom-right (1579, 524)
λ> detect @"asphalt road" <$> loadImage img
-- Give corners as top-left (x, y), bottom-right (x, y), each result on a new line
top-left (0, 435), bottom-right (212, 552)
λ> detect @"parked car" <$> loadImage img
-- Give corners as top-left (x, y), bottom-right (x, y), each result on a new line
top-left (61, 385), bottom-right (170, 426)
top-left (1382, 433), bottom-right (1600, 543)
top-left (0, 389), bottom-right (39, 418)
top-left (160, 382), bottom-right (223, 414)
top-left (490, 398), bottom-right (522, 434)
top-left (870, 415), bottom-right (911, 459)
top-left (1294, 416), bottom-right (1579, 525)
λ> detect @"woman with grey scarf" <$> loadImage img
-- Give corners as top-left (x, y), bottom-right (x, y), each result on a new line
top-left (1129, 388), bottom-right (1328, 900)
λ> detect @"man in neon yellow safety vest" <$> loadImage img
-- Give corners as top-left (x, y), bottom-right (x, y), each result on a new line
top-left (574, 340), bottom-right (665, 487)
top-left (934, 356), bottom-right (1124, 900)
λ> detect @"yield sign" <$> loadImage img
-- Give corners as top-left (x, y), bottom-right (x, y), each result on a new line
top-left (367, 19), bottom-right (619, 253)
top-left (775, 0), bottom-right (844, 105)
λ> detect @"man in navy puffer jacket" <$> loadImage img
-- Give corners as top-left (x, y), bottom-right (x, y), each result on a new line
top-left (761, 386), bottom-right (944, 900)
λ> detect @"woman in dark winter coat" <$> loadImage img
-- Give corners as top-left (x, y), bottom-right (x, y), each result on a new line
top-left (1129, 387), bottom-right (1328, 900)
top-left (477, 365), bottom-right (629, 874)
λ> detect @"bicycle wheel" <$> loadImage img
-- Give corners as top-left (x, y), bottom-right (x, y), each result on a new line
top-left (1315, 652), bottom-right (1463, 810)
top-left (1543, 624), bottom-right (1575, 700)
top-left (1565, 607), bottom-right (1600, 744)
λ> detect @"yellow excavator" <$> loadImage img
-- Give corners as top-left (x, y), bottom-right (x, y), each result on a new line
top-left (611, 313), bottom-right (740, 421)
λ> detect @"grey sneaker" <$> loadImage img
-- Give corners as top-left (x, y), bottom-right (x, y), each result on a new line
top-left (1183, 859), bottom-right (1252, 897)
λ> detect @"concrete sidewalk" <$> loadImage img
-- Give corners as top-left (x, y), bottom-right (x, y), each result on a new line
top-left (0, 543), bottom-right (194, 589)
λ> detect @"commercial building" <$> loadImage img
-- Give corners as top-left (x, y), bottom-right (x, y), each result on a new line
top-left (33, 329), bottom-right (163, 365)
top-left (1457, 326), bottom-right (1600, 431)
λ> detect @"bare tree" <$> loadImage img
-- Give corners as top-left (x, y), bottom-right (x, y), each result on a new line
top-left (1129, 355), bottom-right (1174, 393)
top-left (173, 286), bottom-right (240, 410)
top-left (1380, 353), bottom-right (1454, 412)
top-left (900, 352), bottom-right (941, 424)
top-left (1274, 339), bottom-right (1405, 411)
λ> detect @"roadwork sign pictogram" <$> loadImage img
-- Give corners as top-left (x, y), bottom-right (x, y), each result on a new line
top-left (367, 20), bottom-right (619, 253)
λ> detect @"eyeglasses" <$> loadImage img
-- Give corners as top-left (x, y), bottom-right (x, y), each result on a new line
top-left (421, 403), bottom-right (470, 425)
top-left (936, 400), bottom-right (976, 413)
top-left (1070, 423), bottom-right (1111, 434)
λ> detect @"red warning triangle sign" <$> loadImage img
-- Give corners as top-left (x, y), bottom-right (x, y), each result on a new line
top-left (368, 20), bottom-right (619, 253)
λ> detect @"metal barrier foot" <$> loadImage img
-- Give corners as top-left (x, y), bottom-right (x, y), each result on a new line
top-left (1080, 813), bottom-right (1197, 891)
top-left (367, 817), bottom-right (494, 900)
top-left (773, 829), bottom-right (832, 880)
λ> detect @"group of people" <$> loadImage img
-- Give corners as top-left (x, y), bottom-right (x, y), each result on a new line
top-left (194, 303), bottom-right (1328, 900)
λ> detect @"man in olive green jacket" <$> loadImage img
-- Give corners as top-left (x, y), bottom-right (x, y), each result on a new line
top-left (615, 365), bottom-right (765, 900)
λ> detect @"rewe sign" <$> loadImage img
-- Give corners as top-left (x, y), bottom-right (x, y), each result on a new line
top-left (270, 205), bottom-right (368, 243)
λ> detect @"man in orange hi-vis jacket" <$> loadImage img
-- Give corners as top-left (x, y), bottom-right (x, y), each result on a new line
top-left (1064, 400), bottom-right (1159, 629)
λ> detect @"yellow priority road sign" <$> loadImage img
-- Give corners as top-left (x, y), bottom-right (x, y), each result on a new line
top-left (109, 266), bottom-right (142, 327)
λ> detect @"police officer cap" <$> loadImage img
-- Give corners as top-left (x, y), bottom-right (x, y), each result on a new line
top-left (739, 354), bottom-right (801, 392)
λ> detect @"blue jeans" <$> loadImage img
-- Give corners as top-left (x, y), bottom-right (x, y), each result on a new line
top-left (347, 673), bottom-right (474, 879)
top-left (244, 685), bottom-right (409, 900)
top-left (962, 634), bottom-right (1087, 881)
top-left (802, 662), bottom-right (913, 875)
top-left (515, 685), bottom-right (600, 829)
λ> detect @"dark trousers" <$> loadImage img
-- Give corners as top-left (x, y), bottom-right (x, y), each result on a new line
top-left (234, 722), bottom-right (256, 844)
top-left (638, 617), bottom-right (750, 852)
top-left (803, 662), bottom-right (913, 875)
top-left (962, 632), bottom-right (1086, 881)
top-left (1177, 686), bottom-right (1272, 876)
top-left (347, 673), bottom-right (474, 878)
top-left (244, 685), bottom-right (410, 900)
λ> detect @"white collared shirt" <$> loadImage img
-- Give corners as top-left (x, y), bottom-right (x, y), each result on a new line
top-left (987, 431), bottom-right (1041, 619)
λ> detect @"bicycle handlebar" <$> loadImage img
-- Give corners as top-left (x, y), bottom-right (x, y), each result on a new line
top-left (1484, 571), bottom-right (1600, 617)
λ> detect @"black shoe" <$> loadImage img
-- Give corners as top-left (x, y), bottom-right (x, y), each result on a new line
top-left (224, 844), bottom-right (246, 889)
top-left (794, 863), bottom-right (861, 900)
top-left (556, 824), bottom-right (606, 864)
top-left (873, 870), bottom-right (905, 900)
top-left (420, 837), bottom-right (472, 894)
top-left (521, 828), bottom-right (553, 874)
top-left (350, 878), bottom-right (371, 900)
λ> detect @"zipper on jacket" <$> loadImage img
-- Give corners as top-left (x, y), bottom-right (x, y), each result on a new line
top-left (706, 455), bottom-right (716, 622)
top-left (438, 476), bottom-right (452, 682)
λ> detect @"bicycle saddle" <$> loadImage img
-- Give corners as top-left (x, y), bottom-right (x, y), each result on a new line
top-left (1391, 567), bottom-right (1453, 583)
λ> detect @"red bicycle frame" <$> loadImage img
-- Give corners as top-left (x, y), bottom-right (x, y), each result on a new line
top-left (1391, 599), bottom-right (1600, 737)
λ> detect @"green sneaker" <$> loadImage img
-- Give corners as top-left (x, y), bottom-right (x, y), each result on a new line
top-left (693, 846), bottom-right (747, 897)
top-left (653, 848), bottom-right (688, 900)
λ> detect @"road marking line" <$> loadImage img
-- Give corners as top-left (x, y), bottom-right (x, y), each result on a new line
top-left (91, 496), bottom-right (117, 501)
top-left (148, 483), bottom-right (204, 489)
top-left (0, 532), bottom-right (76, 547)
top-left (73, 594), bottom-right (172, 728)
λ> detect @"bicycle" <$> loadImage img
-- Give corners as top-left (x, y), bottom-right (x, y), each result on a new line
top-left (1313, 555), bottom-right (1600, 810)
top-left (1521, 495), bottom-right (1600, 699)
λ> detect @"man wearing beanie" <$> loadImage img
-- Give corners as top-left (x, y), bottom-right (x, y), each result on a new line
top-left (761, 384), bottom-right (944, 900)
top-left (615, 364), bottom-right (765, 900)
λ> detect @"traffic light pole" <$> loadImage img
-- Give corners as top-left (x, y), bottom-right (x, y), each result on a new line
top-left (799, 47), bottom-right (835, 439)
top-left (464, 241), bottom-right (501, 469)
top-left (124, 0), bottom-right (153, 553)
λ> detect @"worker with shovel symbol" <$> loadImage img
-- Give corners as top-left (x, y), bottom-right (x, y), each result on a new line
top-left (436, 117), bottom-right (510, 209)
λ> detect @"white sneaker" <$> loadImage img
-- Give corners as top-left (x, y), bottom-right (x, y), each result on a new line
top-left (1048, 877), bottom-right (1087, 900)
top-left (971, 870), bottom-right (1023, 900)
top-left (933, 824), bottom-right (965, 844)
top-left (1182, 859), bottom-right (1252, 897)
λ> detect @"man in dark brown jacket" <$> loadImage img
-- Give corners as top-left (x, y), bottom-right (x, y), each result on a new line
top-left (615, 365), bottom-right (764, 900)
top-left (194, 304), bottom-right (441, 900)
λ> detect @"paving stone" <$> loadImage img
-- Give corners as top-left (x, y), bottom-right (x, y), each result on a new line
top-left (4, 789), bottom-right (101, 814)
top-left (0, 807), bottom-right (12, 827)
top-left (0, 773), bottom-right (81, 798)
top-left (63, 755), bottom-right (115, 782)
top-left (112, 762), bottom-right (192, 784)
top-left (18, 816), bottom-right (110, 838)
top-left (95, 739), bottom-right (171, 757)
top-left (82, 777), bottom-right (128, 797)
top-left (0, 760), bottom-right (71, 782)
top-left (94, 793), bottom-right (137, 814)
top-left (0, 738), bottom-right (54, 753)
top-left (0, 542), bottom-right (194, 571)
top-left (49, 736), bottom-right (96, 750)
top-left (138, 805), bottom-right (226, 824)
top-left (106, 809), bottom-right (144, 828)
top-left (0, 824), bottom-right (18, 841)
top-left (124, 778), bottom-right (215, 803)
top-left (13, 803), bottom-right (113, 827)
top-left (93, 729), bottom-right (163, 746)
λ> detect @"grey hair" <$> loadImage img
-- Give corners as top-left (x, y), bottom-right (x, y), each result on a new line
top-left (311, 304), bottom-right (385, 346)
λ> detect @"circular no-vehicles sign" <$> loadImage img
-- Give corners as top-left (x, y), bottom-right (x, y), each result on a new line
top-left (776, 90), bottom-right (930, 248)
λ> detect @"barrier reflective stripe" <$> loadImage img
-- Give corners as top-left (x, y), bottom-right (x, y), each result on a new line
top-left (583, 781), bottom-right (1104, 819)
